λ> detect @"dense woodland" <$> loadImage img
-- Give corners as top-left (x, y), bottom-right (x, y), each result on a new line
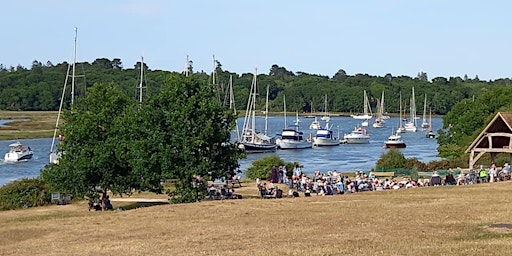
top-left (2, 58), bottom-right (512, 115)
top-left (3, 57), bottom-right (512, 163)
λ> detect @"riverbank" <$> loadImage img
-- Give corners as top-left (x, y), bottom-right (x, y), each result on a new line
top-left (0, 180), bottom-right (510, 255)
top-left (0, 111), bottom-right (57, 140)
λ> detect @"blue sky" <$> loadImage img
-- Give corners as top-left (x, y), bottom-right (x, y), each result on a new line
top-left (2, 0), bottom-right (511, 81)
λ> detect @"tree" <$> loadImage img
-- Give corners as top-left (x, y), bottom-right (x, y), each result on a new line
top-left (41, 74), bottom-right (243, 204)
top-left (417, 72), bottom-right (428, 81)
top-left (145, 75), bottom-right (243, 202)
top-left (41, 83), bottom-right (143, 201)
top-left (376, 149), bottom-right (406, 169)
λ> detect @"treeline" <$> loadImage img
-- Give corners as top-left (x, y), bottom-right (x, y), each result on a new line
top-left (1, 58), bottom-right (512, 116)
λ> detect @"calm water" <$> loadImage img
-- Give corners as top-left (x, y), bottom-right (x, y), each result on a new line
top-left (0, 116), bottom-right (443, 187)
top-left (237, 115), bottom-right (443, 175)
top-left (0, 138), bottom-right (53, 187)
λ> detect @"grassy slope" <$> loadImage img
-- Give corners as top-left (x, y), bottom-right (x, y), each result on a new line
top-left (0, 181), bottom-right (511, 256)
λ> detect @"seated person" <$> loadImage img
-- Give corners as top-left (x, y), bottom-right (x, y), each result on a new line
top-left (456, 172), bottom-right (466, 186)
top-left (304, 188), bottom-right (311, 197)
top-left (445, 172), bottom-right (456, 185)
top-left (104, 195), bottom-right (113, 210)
top-left (499, 163), bottom-right (511, 180)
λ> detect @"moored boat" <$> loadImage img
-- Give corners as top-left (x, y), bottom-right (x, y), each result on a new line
top-left (343, 127), bottom-right (370, 144)
top-left (309, 116), bottom-right (321, 130)
top-left (277, 111), bottom-right (312, 149)
top-left (351, 90), bottom-right (373, 120)
top-left (384, 130), bottom-right (406, 148)
top-left (239, 70), bottom-right (277, 153)
top-left (312, 122), bottom-right (339, 147)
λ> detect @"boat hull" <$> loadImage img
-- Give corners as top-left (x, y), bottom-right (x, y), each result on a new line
top-left (384, 142), bottom-right (406, 148)
top-left (344, 137), bottom-right (370, 144)
top-left (238, 142), bottom-right (276, 153)
top-left (277, 139), bottom-right (312, 149)
top-left (351, 115), bottom-right (372, 120)
top-left (313, 138), bottom-right (340, 147)
top-left (4, 151), bottom-right (33, 162)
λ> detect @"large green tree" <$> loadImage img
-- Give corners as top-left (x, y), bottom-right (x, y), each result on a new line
top-left (41, 74), bottom-right (243, 203)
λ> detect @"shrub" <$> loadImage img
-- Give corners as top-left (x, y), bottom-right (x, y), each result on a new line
top-left (0, 178), bottom-right (52, 210)
top-left (376, 149), bottom-right (406, 170)
top-left (245, 155), bottom-right (297, 180)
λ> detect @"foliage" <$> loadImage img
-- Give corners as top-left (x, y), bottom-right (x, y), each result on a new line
top-left (375, 149), bottom-right (406, 170)
top-left (2, 57), bottom-right (511, 117)
top-left (0, 178), bottom-right (52, 210)
top-left (42, 74), bottom-right (243, 203)
top-left (404, 157), bottom-right (428, 171)
top-left (437, 86), bottom-right (512, 159)
top-left (245, 155), bottom-right (296, 180)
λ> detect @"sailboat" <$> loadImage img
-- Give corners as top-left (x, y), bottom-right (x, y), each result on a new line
top-left (50, 27), bottom-right (80, 164)
top-left (421, 94), bottom-right (429, 129)
top-left (404, 87), bottom-right (417, 132)
top-left (426, 108), bottom-right (436, 139)
top-left (228, 75), bottom-right (241, 143)
top-left (396, 92), bottom-right (405, 134)
top-left (276, 101), bottom-right (312, 149)
top-left (309, 116), bottom-right (321, 130)
top-left (238, 70), bottom-right (276, 153)
top-left (320, 94), bottom-right (331, 122)
top-left (304, 101), bottom-right (316, 118)
top-left (351, 90), bottom-right (372, 120)
top-left (308, 101), bottom-right (321, 129)
top-left (372, 91), bottom-right (385, 128)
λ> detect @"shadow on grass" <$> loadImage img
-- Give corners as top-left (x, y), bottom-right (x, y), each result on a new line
top-left (115, 202), bottom-right (169, 211)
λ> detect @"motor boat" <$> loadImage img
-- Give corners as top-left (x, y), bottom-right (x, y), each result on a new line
top-left (4, 141), bottom-right (33, 162)
top-left (343, 127), bottom-right (370, 144)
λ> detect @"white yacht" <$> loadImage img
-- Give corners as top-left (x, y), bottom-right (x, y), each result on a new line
top-left (277, 112), bottom-right (312, 149)
top-left (312, 122), bottom-right (339, 147)
top-left (343, 127), bottom-right (370, 144)
top-left (5, 141), bottom-right (33, 162)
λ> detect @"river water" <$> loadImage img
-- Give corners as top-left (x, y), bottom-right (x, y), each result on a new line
top-left (0, 116), bottom-right (442, 187)
top-left (237, 115), bottom-right (442, 174)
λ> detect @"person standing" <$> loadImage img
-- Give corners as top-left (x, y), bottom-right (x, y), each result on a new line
top-left (270, 165), bottom-right (278, 183)
top-left (489, 163), bottom-right (498, 182)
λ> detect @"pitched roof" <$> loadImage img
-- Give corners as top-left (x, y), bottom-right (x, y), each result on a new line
top-left (465, 112), bottom-right (512, 153)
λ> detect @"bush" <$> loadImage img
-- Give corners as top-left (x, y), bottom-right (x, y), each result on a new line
top-left (245, 155), bottom-right (298, 180)
top-left (405, 157), bottom-right (428, 171)
top-left (376, 149), bottom-right (406, 170)
top-left (0, 178), bottom-right (52, 210)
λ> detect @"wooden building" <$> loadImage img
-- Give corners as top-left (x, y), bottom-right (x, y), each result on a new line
top-left (465, 112), bottom-right (512, 169)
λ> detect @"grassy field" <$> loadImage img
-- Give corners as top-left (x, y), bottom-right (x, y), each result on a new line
top-left (0, 181), bottom-right (511, 256)
top-left (0, 111), bottom-right (58, 140)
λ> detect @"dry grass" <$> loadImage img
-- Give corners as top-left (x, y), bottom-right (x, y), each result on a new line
top-left (0, 111), bottom-right (58, 140)
top-left (1, 181), bottom-right (512, 256)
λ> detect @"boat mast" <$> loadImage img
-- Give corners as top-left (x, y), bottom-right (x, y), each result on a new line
top-left (71, 27), bottom-right (77, 106)
top-left (411, 87), bottom-right (416, 126)
top-left (264, 84), bottom-right (269, 135)
top-left (399, 92), bottom-right (403, 129)
top-left (422, 94), bottom-right (427, 125)
top-left (184, 55), bottom-right (190, 77)
top-left (228, 75), bottom-right (240, 142)
top-left (139, 56), bottom-right (144, 103)
top-left (283, 94), bottom-right (287, 127)
top-left (251, 68), bottom-right (257, 141)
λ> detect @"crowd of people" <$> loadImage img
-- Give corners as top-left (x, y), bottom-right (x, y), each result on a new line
top-left (256, 163), bottom-right (512, 198)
